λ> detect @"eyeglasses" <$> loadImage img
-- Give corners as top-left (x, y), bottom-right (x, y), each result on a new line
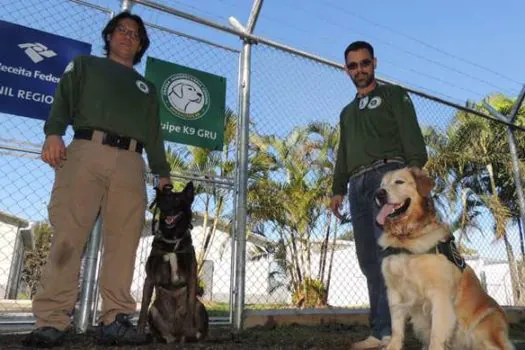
top-left (346, 58), bottom-right (372, 71)
top-left (115, 25), bottom-right (140, 41)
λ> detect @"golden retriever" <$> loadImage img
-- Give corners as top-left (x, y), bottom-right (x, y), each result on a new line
top-left (375, 167), bottom-right (513, 350)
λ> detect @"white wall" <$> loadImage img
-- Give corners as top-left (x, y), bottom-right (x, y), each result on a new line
top-left (0, 222), bottom-right (18, 299)
top-left (130, 224), bottom-right (285, 305)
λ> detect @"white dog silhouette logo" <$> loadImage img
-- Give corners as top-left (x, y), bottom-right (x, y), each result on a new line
top-left (161, 73), bottom-right (209, 120)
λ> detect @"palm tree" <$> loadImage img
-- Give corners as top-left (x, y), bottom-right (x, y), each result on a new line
top-left (21, 222), bottom-right (54, 297)
top-left (305, 121), bottom-right (341, 295)
top-left (246, 126), bottom-right (330, 306)
top-left (425, 94), bottom-right (525, 305)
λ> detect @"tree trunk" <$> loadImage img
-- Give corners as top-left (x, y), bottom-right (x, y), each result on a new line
top-left (486, 163), bottom-right (497, 195)
top-left (197, 196), bottom-right (224, 274)
top-left (288, 230), bottom-right (302, 283)
top-left (318, 211), bottom-right (332, 282)
top-left (325, 218), bottom-right (338, 299)
top-left (486, 163), bottom-right (523, 305)
top-left (502, 233), bottom-right (523, 305)
top-left (458, 188), bottom-right (469, 247)
top-left (198, 196), bottom-right (210, 263)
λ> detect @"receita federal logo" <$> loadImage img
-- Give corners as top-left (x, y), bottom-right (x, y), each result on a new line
top-left (161, 73), bottom-right (210, 121)
top-left (18, 42), bottom-right (57, 64)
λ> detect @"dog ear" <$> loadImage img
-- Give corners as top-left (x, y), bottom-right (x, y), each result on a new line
top-left (173, 83), bottom-right (183, 98)
top-left (410, 167), bottom-right (434, 198)
top-left (183, 181), bottom-right (195, 203)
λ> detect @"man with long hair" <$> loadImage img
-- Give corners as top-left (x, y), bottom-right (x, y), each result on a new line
top-left (23, 11), bottom-right (171, 347)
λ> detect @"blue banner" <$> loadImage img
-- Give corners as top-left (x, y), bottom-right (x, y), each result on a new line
top-left (0, 20), bottom-right (91, 120)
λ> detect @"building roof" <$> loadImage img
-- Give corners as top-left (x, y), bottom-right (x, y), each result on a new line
top-left (0, 210), bottom-right (29, 227)
top-left (0, 211), bottom-right (34, 249)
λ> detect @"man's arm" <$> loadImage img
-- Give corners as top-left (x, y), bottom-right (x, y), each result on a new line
top-left (391, 86), bottom-right (428, 168)
top-left (44, 57), bottom-right (81, 136)
top-left (144, 86), bottom-right (171, 180)
top-left (42, 56), bottom-right (82, 168)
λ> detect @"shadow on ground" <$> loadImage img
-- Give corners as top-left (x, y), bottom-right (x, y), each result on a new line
top-left (1, 321), bottom-right (524, 349)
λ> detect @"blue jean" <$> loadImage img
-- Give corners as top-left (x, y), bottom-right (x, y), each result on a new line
top-left (348, 162), bottom-right (405, 339)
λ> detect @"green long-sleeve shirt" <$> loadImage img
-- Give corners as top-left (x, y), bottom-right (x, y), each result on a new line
top-left (332, 83), bottom-right (428, 196)
top-left (44, 55), bottom-right (170, 177)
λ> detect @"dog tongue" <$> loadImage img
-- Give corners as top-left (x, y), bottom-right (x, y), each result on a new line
top-left (376, 204), bottom-right (396, 225)
top-left (165, 216), bottom-right (177, 225)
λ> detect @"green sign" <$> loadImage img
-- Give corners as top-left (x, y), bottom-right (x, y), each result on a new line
top-left (145, 57), bottom-right (226, 151)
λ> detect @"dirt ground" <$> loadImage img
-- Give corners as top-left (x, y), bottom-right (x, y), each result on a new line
top-left (1, 321), bottom-right (525, 350)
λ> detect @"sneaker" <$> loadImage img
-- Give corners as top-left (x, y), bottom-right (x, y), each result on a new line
top-left (22, 326), bottom-right (67, 348)
top-left (95, 313), bottom-right (149, 346)
top-left (350, 335), bottom-right (391, 349)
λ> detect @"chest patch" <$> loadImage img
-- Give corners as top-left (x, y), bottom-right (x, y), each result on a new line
top-left (359, 96), bottom-right (369, 110)
top-left (368, 96), bottom-right (382, 109)
top-left (64, 61), bottom-right (74, 74)
top-left (136, 80), bottom-right (149, 94)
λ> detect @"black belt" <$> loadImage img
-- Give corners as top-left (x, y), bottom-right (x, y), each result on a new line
top-left (74, 129), bottom-right (143, 154)
top-left (349, 158), bottom-right (405, 178)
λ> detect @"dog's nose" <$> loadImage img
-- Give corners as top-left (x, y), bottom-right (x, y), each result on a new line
top-left (375, 188), bottom-right (388, 205)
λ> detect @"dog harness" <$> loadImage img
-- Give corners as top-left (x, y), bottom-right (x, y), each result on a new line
top-left (381, 236), bottom-right (466, 271)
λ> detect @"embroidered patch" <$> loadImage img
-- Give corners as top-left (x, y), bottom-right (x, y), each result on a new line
top-left (64, 61), bottom-right (74, 74)
top-left (359, 96), bottom-right (369, 110)
top-left (368, 96), bottom-right (382, 109)
top-left (136, 80), bottom-right (149, 94)
top-left (403, 93), bottom-right (413, 105)
top-left (438, 239), bottom-right (466, 271)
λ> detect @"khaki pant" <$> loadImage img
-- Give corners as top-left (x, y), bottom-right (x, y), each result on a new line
top-left (32, 139), bottom-right (147, 330)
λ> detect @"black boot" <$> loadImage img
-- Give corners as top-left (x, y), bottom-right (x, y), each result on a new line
top-left (95, 313), bottom-right (149, 345)
top-left (22, 327), bottom-right (67, 348)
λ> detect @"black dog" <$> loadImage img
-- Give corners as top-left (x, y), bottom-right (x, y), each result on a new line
top-left (137, 181), bottom-right (208, 343)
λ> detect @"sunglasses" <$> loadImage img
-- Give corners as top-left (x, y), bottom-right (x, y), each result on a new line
top-left (346, 58), bottom-right (373, 70)
top-left (115, 25), bottom-right (140, 41)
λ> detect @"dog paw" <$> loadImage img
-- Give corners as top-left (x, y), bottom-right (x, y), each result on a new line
top-left (163, 335), bottom-right (176, 344)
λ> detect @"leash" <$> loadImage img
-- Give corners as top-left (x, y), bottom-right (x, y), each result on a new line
top-left (149, 196), bottom-right (160, 236)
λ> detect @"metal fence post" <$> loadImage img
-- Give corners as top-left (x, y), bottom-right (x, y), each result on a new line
top-left (75, 215), bottom-right (103, 333)
top-left (483, 86), bottom-right (525, 249)
top-left (231, 0), bottom-right (263, 334)
top-left (121, 0), bottom-right (134, 12)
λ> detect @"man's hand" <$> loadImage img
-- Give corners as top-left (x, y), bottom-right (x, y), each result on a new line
top-left (41, 135), bottom-right (66, 169)
top-left (157, 176), bottom-right (171, 190)
top-left (330, 194), bottom-right (344, 220)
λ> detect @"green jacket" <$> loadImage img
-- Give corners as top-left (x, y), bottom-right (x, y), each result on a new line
top-left (44, 55), bottom-right (170, 177)
top-left (332, 83), bottom-right (428, 196)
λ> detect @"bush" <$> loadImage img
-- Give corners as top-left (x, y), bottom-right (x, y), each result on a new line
top-left (291, 277), bottom-right (327, 308)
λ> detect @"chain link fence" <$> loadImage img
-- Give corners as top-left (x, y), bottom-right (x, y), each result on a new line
top-left (246, 42), bottom-right (525, 309)
top-left (0, 0), bottom-right (524, 331)
top-left (0, 0), bottom-right (113, 317)
top-left (0, 0), bottom-right (240, 324)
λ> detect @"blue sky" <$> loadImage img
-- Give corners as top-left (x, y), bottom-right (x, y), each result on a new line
top-left (1, 0), bottom-right (524, 261)
top-left (127, 0), bottom-right (525, 104)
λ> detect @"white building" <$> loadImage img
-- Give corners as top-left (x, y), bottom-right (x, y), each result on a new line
top-left (130, 220), bottom-right (514, 309)
top-left (0, 211), bottom-right (34, 299)
top-left (131, 213), bottom-right (290, 305)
